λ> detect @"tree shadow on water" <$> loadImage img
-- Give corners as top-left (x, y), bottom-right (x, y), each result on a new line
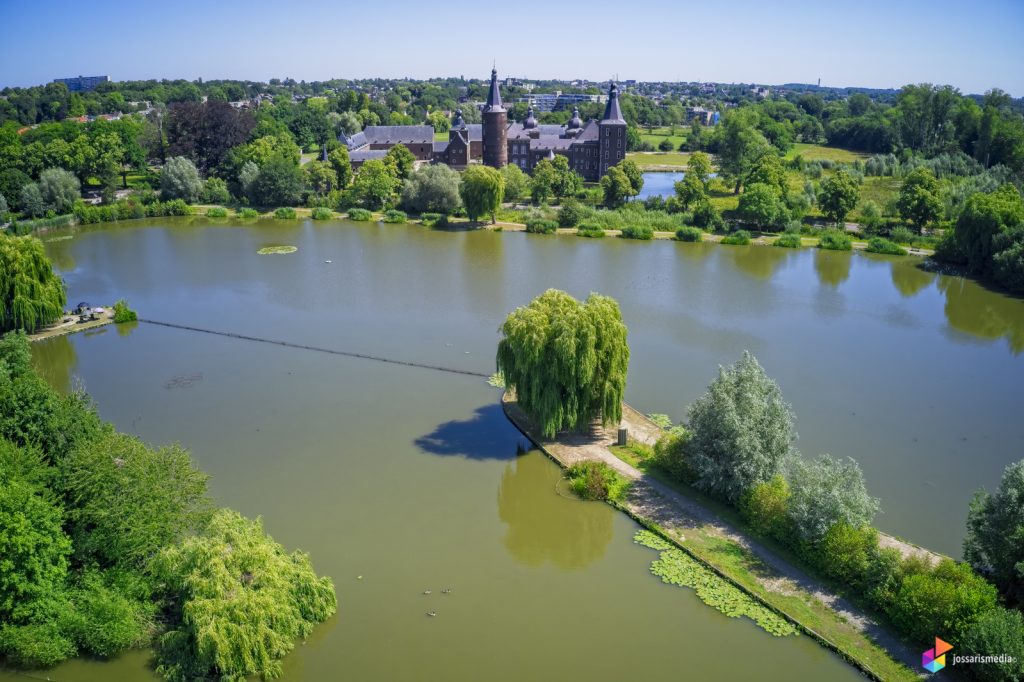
top-left (414, 403), bottom-right (527, 460)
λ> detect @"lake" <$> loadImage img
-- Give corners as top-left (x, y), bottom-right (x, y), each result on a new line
top-left (12, 216), bottom-right (1024, 681)
top-left (638, 172), bottom-right (684, 200)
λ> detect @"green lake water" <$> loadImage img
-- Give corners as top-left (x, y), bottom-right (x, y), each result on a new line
top-left (10, 217), bottom-right (1024, 681)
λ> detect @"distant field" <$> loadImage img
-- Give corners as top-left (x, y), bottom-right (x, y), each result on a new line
top-left (859, 176), bottom-right (901, 208)
top-left (627, 151), bottom-right (692, 169)
top-left (639, 125), bottom-right (688, 151)
top-left (786, 143), bottom-right (870, 164)
top-left (434, 130), bottom-right (448, 142)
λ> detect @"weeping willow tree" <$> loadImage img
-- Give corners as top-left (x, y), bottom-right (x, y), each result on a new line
top-left (0, 234), bottom-right (66, 333)
top-left (497, 289), bottom-right (629, 437)
top-left (152, 509), bottom-right (337, 682)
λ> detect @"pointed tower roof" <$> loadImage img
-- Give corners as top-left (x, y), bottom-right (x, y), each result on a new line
top-left (601, 83), bottom-right (625, 124)
top-left (485, 67), bottom-right (505, 112)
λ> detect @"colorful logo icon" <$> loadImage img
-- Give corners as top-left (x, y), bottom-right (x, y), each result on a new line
top-left (923, 637), bottom-right (953, 673)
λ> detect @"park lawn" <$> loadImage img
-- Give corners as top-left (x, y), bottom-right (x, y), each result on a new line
top-left (859, 176), bottom-right (901, 208)
top-left (786, 143), bottom-right (870, 164)
top-left (627, 151), bottom-right (692, 169)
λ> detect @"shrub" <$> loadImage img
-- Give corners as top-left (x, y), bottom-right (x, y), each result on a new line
top-left (205, 206), bottom-right (228, 218)
top-left (786, 455), bottom-right (879, 545)
top-left (620, 224), bottom-right (654, 240)
top-left (557, 199), bottom-right (585, 227)
top-left (692, 201), bottom-right (725, 231)
top-left (382, 209), bottom-right (407, 223)
top-left (347, 208), bottom-right (373, 221)
top-left (567, 462), bottom-right (630, 502)
top-left (687, 352), bottom-right (795, 503)
top-left (774, 233), bottom-right (803, 248)
top-left (816, 523), bottom-right (878, 588)
top-left (112, 299), bottom-right (137, 324)
top-left (888, 226), bottom-right (915, 244)
top-left (652, 431), bottom-right (694, 482)
top-left (658, 138), bottom-right (674, 151)
top-left (958, 607), bottom-right (1024, 682)
top-left (818, 229), bottom-right (852, 251)
top-left (201, 177), bottom-right (231, 205)
top-left (310, 207), bottom-right (333, 220)
top-left (863, 546), bottom-right (905, 608)
top-left (525, 218), bottom-right (558, 234)
top-left (887, 558), bottom-right (999, 643)
top-left (0, 621), bottom-right (76, 668)
top-left (420, 212), bottom-right (449, 228)
top-left (237, 207), bottom-right (259, 219)
top-left (577, 225), bottom-right (605, 238)
top-left (866, 237), bottom-right (907, 255)
top-left (739, 475), bottom-right (791, 540)
top-left (59, 570), bottom-right (153, 658)
top-left (965, 460), bottom-right (1024, 601)
top-left (721, 230), bottom-right (752, 245)
top-left (273, 207), bottom-right (297, 219)
top-left (675, 226), bottom-right (703, 242)
top-left (160, 157), bottom-right (203, 203)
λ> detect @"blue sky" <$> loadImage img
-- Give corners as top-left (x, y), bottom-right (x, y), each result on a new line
top-left (2, 0), bottom-right (1023, 95)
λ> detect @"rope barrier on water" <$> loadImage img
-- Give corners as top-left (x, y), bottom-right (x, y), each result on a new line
top-left (136, 319), bottom-right (491, 379)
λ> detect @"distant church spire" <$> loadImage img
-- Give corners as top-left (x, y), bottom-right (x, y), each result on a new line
top-left (601, 82), bottom-right (625, 124)
top-left (486, 67), bottom-right (505, 112)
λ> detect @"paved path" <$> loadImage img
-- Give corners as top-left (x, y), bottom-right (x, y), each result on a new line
top-left (502, 395), bottom-right (936, 676)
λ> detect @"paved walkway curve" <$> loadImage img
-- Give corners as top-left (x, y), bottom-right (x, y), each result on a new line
top-left (502, 395), bottom-right (932, 677)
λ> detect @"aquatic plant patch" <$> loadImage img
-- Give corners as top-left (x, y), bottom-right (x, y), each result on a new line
top-left (633, 530), bottom-right (797, 637)
top-left (257, 245), bottom-right (298, 255)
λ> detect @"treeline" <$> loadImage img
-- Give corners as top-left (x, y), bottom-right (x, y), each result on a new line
top-left (0, 328), bottom-right (337, 677)
top-left (641, 352), bottom-right (1023, 680)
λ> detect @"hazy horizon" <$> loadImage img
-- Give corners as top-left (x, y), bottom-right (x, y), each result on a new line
top-left (2, 0), bottom-right (1023, 97)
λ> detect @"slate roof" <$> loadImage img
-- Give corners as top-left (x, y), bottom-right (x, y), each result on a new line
top-left (433, 141), bottom-right (449, 153)
top-left (350, 149), bottom-right (388, 162)
top-left (601, 84), bottom-right (626, 124)
top-left (348, 125), bottom-right (434, 147)
top-left (530, 136), bottom-right (574, 151)
top-left (485, 68), bottom-right (505, 112)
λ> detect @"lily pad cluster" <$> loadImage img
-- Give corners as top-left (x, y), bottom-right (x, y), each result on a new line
top-left (633, 530), bottom-right (796, 637)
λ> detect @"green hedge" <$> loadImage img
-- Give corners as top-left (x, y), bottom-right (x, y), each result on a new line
top-left (273, 207), bottom-right (297, 219)
top-left (525, 219), bottom-right (558, 234)
top-left (236, 208), bottom-right (259, 219)
top-left (721, 230), bottom-right (752, 245)
top-left (347, 208), bottom-right (373, 221)
top-left (620, 225), bottom-right (654, 240)
top-left (577, 225), bottom-right (605, 238)
top-left (818, 229), bottom-right (853, 251)
top-left (866, 237), bottom-right (907, 255)
top-left (675, 226), bottom-right (703, 242)
top-left (382, 209), bottom-right (407, 223)
top-left (205, 207), bottom-right (228, 218)
top-left (310, 207), bottom-right (334, 220)
top-left (774, 233), bottom-right (803, 248)
top-left (72, 199), bottom-right (191, 224)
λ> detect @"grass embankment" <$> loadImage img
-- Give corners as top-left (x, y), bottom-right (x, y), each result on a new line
top-left (609, 444), bottom-right (918, 682)
top-left (626, 151), bottom-right (692, 170)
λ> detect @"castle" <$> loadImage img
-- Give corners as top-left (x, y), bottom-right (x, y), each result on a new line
top-left (342, 68), bottom-right (627, 181)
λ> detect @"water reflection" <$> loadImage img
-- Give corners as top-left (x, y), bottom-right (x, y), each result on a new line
top-left (44, 235), bottom-right (77, 272)
top-left (497, 453), bottom-right (613, 569)
top-left (814, 250), bottom-right (852, 288)
top-left (30, 335), bottom-right (78, 395)
top-left (115, 320), bottom-right (139, 337)
top-left (890, 260), bottom-right (936, 298)
top-left (415, 404), bottom-right (523, 460)
top-left (940, 277), bottom-right (1024, 354)
top-left (728, 244), bottom-right (793, 281)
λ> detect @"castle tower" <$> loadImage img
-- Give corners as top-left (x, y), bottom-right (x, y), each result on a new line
top-left (598, 83), bottom-right (627, 176)
top-left (482, 67), bottom-right (508, 168)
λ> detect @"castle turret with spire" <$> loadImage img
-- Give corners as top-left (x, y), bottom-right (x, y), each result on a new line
top-left (481, 67), bottom-right (508, 169)
top-left (598, 82), bottom-right (627, 176)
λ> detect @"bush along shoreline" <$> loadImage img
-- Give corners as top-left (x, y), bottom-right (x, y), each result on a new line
top-left (0, 331), bottom-right (337, 677)
top-left (631, 351), bottom-right (1024, 681)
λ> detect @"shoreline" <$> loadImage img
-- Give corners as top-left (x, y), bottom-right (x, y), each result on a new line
top-left (501, 393), bottom-right (930, 681)
top-left (27, 307), bottom-right (116, 342)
